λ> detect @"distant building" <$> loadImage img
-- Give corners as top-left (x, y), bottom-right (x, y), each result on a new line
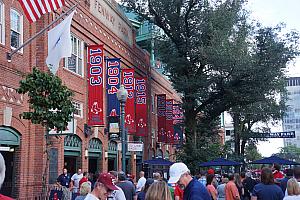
top-left (283, 77), bottom-right (300, 147)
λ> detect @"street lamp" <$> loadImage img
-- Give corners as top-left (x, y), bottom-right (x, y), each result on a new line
top-left (117, 85), bottom-right (128, 173)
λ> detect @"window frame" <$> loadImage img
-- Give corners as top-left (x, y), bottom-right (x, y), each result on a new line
top-left (72, 101), bottom-right (83, 118)
top-left (64, 34), bottom-right (84, 77)
top-left (10, 8), bottom-right (23, 52)
top-left (0, 1), bottom-right (4, 45)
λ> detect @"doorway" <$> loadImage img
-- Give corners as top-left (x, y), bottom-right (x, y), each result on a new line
top-left (108, 158), bottom-right (116, 171)
top-left (88, 158), bottom-right (98, 174)
top-left (0, 151), bottom-right (14, 196)
top-left (64, 156), bottom-right (78, 175)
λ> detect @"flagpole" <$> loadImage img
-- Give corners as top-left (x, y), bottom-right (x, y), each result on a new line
top-left (7, 3), bottom-right (79, 62)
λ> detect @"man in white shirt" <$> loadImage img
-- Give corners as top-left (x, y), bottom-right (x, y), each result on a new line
top-left (136, 171), bottom-right (146, 192)
top-left (71, 168), bottom-right (83, 199)
top-left (85, 173), bottom-right (118, 200)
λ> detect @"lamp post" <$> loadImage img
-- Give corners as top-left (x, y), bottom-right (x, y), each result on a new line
top-left (117, 85), bottom-right (128, 173)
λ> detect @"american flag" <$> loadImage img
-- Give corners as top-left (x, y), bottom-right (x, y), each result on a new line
top-left (18, 0), bottom-right (65, 23)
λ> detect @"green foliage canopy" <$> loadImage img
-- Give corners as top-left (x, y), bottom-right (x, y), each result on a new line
top-left (123, 0), bottom-right (299, 139)
top-left (17, 68), bottom-right (75, 132)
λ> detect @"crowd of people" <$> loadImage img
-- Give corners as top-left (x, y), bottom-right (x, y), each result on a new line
top-left (53, 162), bottom-right (300, 200)
top-left (1, 151), bottom-right (300, 200)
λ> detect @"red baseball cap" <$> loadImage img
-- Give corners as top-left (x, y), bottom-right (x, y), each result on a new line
top-left (98, 173), bottom-right (118, 191)
top-left (207, 169), bottom-right (215, 175)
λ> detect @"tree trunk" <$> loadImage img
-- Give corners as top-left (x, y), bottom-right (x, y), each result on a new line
top-left (233, 114), bottom-right (240, 156)
top-left (240, 139), bottom-right (247, 171)
top-left (184, 98), bottom-right (197, 149)
top-left (241, 139), bottom-right (247, 157)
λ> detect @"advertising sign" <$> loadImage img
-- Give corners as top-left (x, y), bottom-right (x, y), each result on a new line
top-left (128, 142), bottom-right (144, 152)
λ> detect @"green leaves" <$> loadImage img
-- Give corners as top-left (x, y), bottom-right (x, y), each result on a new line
top-left (17, 68), bottom-right (75, 132)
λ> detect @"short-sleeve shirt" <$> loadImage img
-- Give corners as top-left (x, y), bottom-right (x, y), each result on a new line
top-left (84, 193), bottom-right (99, 200)
top-left (225, 181), bottom-right (240, 200)
top-left (117, 181), bottom-right (136, 200)
top-left (136, 177), bottom-right (146, 192)
top-left (273, 171), bottom-right (284, 179)
top-left (79, 176), bottom-right (88, 187)
top-left (71, 173), bottom-right (83, 193)
top-left (217, 183), bottom-right (226, 198)
top-left (174, 185), bottom-right (184, 200)
top-left (183, 178), bottom-right (211, 200)
top-left (252, 183), bottom-right (284, 200)
top-left (57, 173), bottom-right (71, 188)
top-left (108, 185), bottom-right (126, 200)
top-left (207, 184), bottom-right (217, 198)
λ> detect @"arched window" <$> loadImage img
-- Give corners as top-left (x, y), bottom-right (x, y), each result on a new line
top-left (64, 135), bottom-right (82, 152)
top-left (10, 9), bottom-right (23, 50)
top-left (88, 138), bottom-right (103, 154)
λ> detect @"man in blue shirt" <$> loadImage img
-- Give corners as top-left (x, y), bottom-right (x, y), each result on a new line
top-left (168, 162), bottom-right (211, 200)
top-left (57, 168), bottom-right (71, 188)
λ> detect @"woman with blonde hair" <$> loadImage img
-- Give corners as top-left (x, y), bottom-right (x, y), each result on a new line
top-left (283, 178), bottom-right (300, 200)
top-left (75, 182), bottom-right (91, 200)
top-left (145, 181), bottom-right (172, 200)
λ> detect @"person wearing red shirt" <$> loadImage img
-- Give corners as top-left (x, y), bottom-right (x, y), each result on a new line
top-left (79, 172), bottom-right (89, 188)
top-left (273, 163), bottom-right (284, 179)
top-left (174, 184), bottom-right (184, 200)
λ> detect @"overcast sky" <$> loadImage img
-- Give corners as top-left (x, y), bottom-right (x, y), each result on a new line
top-left (247, 0), bottom-right (300, 156)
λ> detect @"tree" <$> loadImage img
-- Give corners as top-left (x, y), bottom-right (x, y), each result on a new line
top-left (230, 94), bottom-right (287, 160)
top-left (275, 145), bottom-right (300, 163)
top-left (17, 68), bottom-right (75, 131)
top-left (244, 142), bottom-right (262, 163)
top-left (123, 0), bottom-right (299, 149)
top-left (177, 118), bottom-right (223, 173)
top-left (17, 68), bottom-right (74, 197)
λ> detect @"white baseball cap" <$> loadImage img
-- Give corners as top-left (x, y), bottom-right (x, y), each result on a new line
top-left (168, 162), bottom-right (190, 184)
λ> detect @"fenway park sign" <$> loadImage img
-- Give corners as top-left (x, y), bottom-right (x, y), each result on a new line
top-left (251, 131), bottom-right (295, 138)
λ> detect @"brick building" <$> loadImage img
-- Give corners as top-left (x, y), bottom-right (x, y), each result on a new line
top-left (0, 0), bottom-right (181, 198)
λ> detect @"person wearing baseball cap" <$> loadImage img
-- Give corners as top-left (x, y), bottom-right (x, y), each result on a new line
top-left (85, 173), bottom-right (118, 200)
top-left (168, 162), bottom-right (211, 200)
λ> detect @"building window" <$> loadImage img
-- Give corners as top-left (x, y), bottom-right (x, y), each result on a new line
top-left (72, 101), bottom-right (83, 118)
top-left (0, 2), bottom-right (4, 44)
top-left (10, 9), bottom-right (23, 50)
top-left (225, 130), bottom-right (231, 136)
top-left (65, 35), bottom-right (83, 76)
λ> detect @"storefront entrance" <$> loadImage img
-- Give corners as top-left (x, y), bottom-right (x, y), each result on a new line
top-left (108, 141), bottom-right (117, 171)
top-left (88, 138), bottom-right (103, 174)
top-left (0, 126), bottom-right (20, 197)
top-left (64, 135), bottom-right (82, 175)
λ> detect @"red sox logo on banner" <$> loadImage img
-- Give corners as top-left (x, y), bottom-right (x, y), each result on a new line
top-left (87, 45), bottom-right (104, 126)
top-left (135, 77), bottom-right (147, 136)
top-left (122, 69), bottom-right (136, 133)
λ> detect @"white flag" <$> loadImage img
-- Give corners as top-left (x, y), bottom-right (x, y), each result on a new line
top-left (46, 10), bottom-right (75, 74)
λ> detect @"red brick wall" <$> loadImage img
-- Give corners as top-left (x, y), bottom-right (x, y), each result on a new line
top-left (0, 0), bottom-right (180, 198)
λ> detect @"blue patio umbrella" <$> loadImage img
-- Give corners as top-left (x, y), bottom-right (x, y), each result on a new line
top-left (199, 158), bottom-right (241, 167)
top-left (251, 155), bottom-right (299, 165)
top-left (143, 158), bottom-right (174, 166)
